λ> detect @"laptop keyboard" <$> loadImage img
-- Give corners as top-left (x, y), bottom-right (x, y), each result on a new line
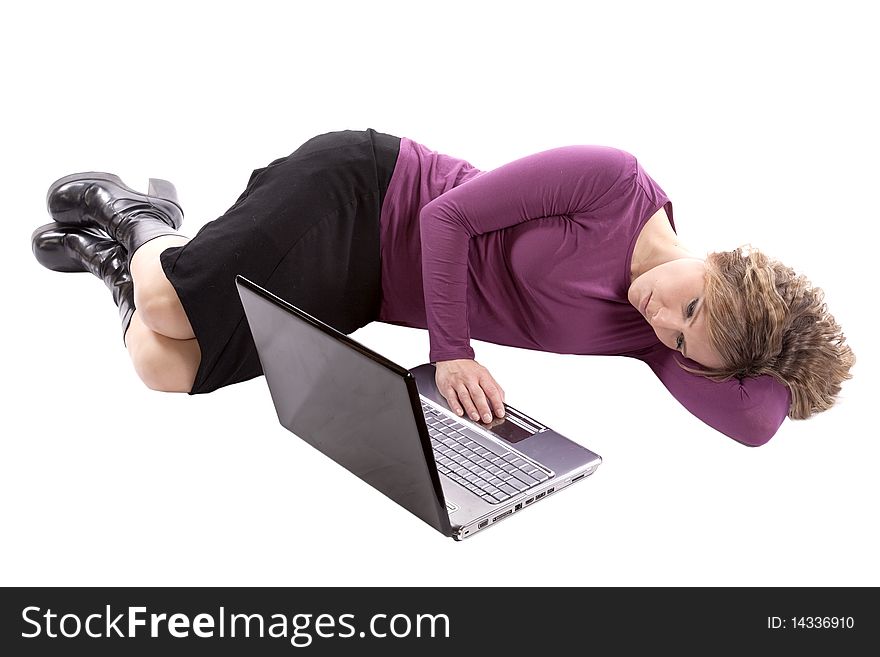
top-left (420, 400), bottom-right (551, 505)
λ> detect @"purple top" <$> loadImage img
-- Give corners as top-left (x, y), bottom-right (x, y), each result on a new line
top-left (377, 137), bottom-right (791, 446)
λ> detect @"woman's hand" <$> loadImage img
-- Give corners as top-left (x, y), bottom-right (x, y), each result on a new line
top-left (434, 359), bottom-right (506, 423)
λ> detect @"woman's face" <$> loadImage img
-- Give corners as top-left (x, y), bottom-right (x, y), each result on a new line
top-left (628, 257), bottom-right (726, 369)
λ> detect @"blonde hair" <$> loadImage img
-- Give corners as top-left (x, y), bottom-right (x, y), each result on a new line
top-left (676, 245), bottom-right (855, 420)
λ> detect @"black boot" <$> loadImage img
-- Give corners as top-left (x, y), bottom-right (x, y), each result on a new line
top-left (32, 222), bottom-right (136, 345)
top-left (46, 172), bottom-right (183, 265)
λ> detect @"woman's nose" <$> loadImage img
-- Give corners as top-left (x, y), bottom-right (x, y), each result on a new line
top-left (651, 307), bottom-right (679, 330)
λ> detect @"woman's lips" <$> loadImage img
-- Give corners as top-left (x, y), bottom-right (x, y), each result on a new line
top-left (641, 291), bottom-right (652, 318)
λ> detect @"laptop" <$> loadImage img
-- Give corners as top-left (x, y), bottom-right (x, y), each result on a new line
top-left (236, 275), bottom-right (602, 540)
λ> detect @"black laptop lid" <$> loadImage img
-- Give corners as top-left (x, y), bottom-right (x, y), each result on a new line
top-left (235, 275), bottom-right (452, 536)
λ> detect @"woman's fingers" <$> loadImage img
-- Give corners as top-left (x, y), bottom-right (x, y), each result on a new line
top-left (478, 375), bottom-right (506, 417)
top-left (456, 383), bottom-right (483, 422)
top-left (435, 359), bottom-right (506, 423)
top-left (456, 381), bottom-right (491, 422)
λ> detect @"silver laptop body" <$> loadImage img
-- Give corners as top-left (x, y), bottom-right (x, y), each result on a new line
top-left (236, 275), bottom-right (602, 540)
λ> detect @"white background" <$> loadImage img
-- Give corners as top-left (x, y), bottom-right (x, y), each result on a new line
top-left (2, 0), bottom-right (875, 586)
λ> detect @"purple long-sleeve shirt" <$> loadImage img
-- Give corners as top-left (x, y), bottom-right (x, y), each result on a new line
top-left (376, 137), bottom-right (791, 446)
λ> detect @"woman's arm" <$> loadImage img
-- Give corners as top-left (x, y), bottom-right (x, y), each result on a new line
top-left (419, 145), bottom-right (637, 362)
top-left (629, 343), bottom-right (791, 446)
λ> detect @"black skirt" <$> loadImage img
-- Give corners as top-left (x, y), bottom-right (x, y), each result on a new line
top-left (159, 128), bottom-right (402, 394)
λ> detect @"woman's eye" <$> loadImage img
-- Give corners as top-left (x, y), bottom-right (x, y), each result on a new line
top-left (687, 299), bottom-right (698, 318)
top-left (676, 334), bottom-right (684, 350)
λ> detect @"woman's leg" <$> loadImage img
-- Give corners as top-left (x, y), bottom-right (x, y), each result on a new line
top-left (126, 234), bottom-right (201, 392)
top-left (129, 235), bottom-right (195, 340)
top-left (125, 311), bottom-right (201, 392)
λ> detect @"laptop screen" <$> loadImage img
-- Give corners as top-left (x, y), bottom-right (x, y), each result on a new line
top-left (236, 275), bottom-right (452, 536)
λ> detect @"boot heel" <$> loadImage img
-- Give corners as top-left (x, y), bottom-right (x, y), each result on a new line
top-left (147, 178), bottom-right (180, 206)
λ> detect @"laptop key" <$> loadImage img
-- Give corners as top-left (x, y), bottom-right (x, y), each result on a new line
top-left (500, 462), bottom-right (520, 474)
top-left (499, 483), bottom-right (519, 496)
top-left (483, 445), bottom-right (510, 458)
top-left (511, 470), bottom-right (539, 486)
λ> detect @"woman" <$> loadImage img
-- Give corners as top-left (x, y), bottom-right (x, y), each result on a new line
top-left (31, 128), bottom-right (854, 447)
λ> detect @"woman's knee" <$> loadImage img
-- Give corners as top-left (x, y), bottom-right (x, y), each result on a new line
top-left (135, 288), bottom-right (190, 338)
top-left (126, 319), bottom-right (198, 393)
top-left (131, 349), bottom-right (194, 392)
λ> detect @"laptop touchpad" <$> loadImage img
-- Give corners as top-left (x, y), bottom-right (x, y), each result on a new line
top-left (479, 406), bottom-right (545, 444)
